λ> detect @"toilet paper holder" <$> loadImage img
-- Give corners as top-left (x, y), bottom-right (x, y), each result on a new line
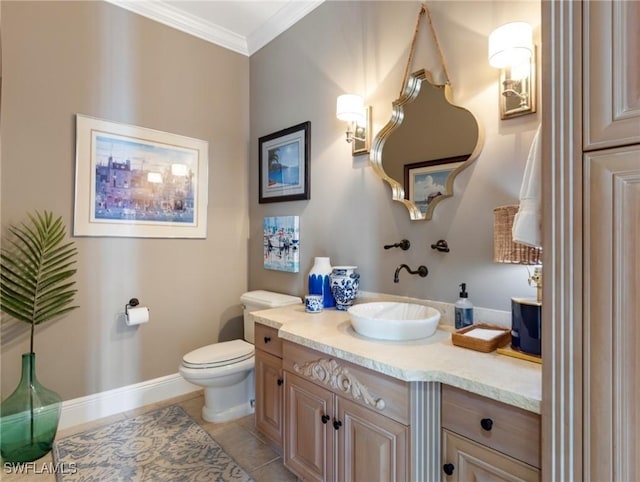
top-left (126, 298), bottom-right (141, 315)
top-left (124, 298), bottom-right (150, 326)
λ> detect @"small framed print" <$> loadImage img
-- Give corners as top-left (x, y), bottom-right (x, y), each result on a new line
top-left (263, 216), bottom-right (300, 272)
top-left (259, 122), bottom-right (310, 203)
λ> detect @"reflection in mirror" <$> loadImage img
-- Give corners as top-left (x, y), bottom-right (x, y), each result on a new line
top-left (370, 69), bottom-right (481, 221)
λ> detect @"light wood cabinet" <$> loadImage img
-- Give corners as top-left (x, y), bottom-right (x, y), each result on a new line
top-left (283, 341), bottom-right (409, 482)
top-left (583, 1), bottom-right (640, 150)
top-left (584, 146), bottom-right (640, 481)
top-left (543, 1), bottom-right (640, 478)
top-left (254, 324), bottom-right (285, 448)
top-left (284, 372), bottom-right (334, 482)
top-left (441, 385), bottom-right (540, 481)
top-left (442, 429), bottom-right (539, 482)
top-left (581, 3), bottom-right (640, 480)
top-left (337, 395), bottom-right (408, 482)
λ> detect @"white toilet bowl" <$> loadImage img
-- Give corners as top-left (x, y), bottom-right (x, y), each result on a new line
top-left (179, 339), bottom-right (255, 422)
top-left (179, 291), bottom-right (301, 423)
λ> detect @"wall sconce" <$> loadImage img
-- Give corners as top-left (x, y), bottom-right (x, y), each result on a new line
top-left (336, 94), bottom-right (371, 155)
top-left (488, 22), bottom-right (536, 119)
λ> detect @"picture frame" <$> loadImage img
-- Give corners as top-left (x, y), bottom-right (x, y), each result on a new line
top-left (259, 122), bottom-right (310, 203)
top-left (404, 155), bottom-right (468, 216)
top-left (74, 114), bottom-right (209, 238)
top-left (263, 216), bottom-right (300, 272)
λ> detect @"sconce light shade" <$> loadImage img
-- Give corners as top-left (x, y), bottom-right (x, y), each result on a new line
top-left (493, 205), bottom-right (542, 265)
top-left (488, 22), bottom-right (536, 119)
top-left (336, 94), bottom-right (364, 123)
top-left (336, 93), bottom-right (371, 155)
top-left (488, 22), bottom-right (533, 69)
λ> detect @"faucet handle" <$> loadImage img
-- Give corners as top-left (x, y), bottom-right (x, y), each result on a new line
top-left (384, 239), bottom-right (411, 251)
top-left (430, 239), bottom-right (450, 253)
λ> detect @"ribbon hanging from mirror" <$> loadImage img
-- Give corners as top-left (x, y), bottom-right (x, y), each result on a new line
top-left (400, 3), bottom-right (451, 97)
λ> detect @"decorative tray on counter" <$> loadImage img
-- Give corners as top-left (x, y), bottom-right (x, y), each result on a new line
top-left (451, 323), bottom-right (511, 353)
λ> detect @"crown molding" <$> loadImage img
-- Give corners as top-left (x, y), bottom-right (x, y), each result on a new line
top-left (247, 1), bottom-right (324, 55)
top-left (105, 0), bottom-right (325, 57)
top-left (106, 0), bottom-right (248, 55)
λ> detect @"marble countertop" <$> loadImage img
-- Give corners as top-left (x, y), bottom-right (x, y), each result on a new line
top-left (250, 304), bottom-right (542, 414)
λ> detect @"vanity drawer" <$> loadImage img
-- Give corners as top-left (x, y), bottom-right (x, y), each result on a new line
top-left (282, 341), bottom-right (410, 425)
top-left (441, 385), bottom-right (541, 468)
top-left (255, 323), bottom-right (282, 358)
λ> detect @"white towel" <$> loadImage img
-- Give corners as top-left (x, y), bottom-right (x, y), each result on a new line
top-left (512, 124), bottom-right (542, 248)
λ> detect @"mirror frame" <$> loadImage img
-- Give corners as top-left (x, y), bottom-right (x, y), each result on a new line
top-left (370, 69), bottom-right (483, 221)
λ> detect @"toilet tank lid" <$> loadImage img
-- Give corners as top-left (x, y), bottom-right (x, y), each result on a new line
top-left (241, 290), bottom-right (302, 308)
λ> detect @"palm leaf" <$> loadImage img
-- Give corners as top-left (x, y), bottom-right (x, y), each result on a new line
top-left (0, 211), bottom-right (78, 352)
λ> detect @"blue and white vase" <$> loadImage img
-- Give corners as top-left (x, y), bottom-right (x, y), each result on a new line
top-left (330, 266), bottom-right (360, 311)
top-left (308, 257), bottom-right (335, 308)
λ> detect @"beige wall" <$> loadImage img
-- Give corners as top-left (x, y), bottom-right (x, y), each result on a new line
top-left (1, 0), bottom-right (541, 402)
top-left (1, 2), bottom-right (250, 399)
top-left (249, 1), bottom-right (541, 310)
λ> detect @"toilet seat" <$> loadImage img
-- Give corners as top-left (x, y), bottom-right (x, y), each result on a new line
top-left (182, 339), bottom-right (254, 369)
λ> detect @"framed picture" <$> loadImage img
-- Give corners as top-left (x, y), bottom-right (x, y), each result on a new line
top-left (259, 122), bottom-right (310, 203)
top-left (263, 216), bottom-right (300, 272)
top-left (74, 114), bottom-right (209, 238)
top-left (404, 155), bottom-right (468, 216)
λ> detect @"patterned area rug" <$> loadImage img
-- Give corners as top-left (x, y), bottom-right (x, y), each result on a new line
top-left (52, 405), bottom-right (254, 481)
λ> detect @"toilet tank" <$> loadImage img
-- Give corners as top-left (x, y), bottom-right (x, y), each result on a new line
top-left (240, 290), bottom-right (302, 344)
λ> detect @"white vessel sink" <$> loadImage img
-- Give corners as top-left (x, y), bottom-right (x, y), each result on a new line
top-left (347, 302), bottom-right (441, 341)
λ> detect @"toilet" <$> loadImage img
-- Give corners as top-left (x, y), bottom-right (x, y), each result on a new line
top-left (179, 290), bottom-right (301, 423)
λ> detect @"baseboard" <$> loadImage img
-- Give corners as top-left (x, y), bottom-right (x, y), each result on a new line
top-left (59, 373), bottom-right (200, 430)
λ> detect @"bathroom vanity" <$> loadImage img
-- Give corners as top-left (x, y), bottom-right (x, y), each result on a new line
top-left (251, 304), bottom-right (541, 482)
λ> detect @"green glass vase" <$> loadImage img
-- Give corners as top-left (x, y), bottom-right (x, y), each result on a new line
top-left (0, 353), bottom-right (62, 463)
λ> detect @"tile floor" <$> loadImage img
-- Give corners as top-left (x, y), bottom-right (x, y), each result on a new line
top-left (2, 391), bottom-right (297, 482)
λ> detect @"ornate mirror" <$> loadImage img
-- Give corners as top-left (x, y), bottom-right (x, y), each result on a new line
top-left (370, 69), bottom-right (481, 221)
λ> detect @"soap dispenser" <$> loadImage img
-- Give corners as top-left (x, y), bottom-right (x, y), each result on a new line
top-left (454, 283), bottom-right (474, 329)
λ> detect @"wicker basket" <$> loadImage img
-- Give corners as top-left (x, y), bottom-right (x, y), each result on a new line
top-left (451, 323), bottom-right (511, 353)
top-left (493, 205), bottom-right (542, 265)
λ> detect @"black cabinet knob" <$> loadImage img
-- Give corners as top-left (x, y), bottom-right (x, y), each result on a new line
top-left (264, 336), bottom-right (271, 343)
top-left (321, 414), bottom-right (330, 424)
top-left (480, 418), bottom-right (494, 431)
top-left (443, 463), bottom-right (455, 476)
top-left (277, 378), bottom-right (283, 386)
top-left (333, 419), bottom-right (342, 430)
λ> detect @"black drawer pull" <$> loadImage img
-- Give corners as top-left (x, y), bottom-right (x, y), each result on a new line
top-left (443, 463), bottom-right (455, 476)
top-left (263, 336), bottom-right (271, 343)
top-left (480, 418), bottom-right (494, 431)
top-left (277, 378), bottom-right (283, 386)
top-left (321, 414), bottom-right (330, 424)
top-left (333, 419), bottom-right (342, 430)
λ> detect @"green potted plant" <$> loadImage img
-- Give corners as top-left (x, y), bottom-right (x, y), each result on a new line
top-left (0, 211), bottom-right (78, 463)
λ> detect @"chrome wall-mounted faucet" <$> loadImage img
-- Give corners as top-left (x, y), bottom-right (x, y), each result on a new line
top-left (393, 264), bottom-right (429, 283)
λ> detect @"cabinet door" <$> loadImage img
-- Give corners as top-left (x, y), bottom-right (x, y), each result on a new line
top-left (284, 372), bottom-right (335, 482)
top-left (442, 429), bottom-right (540, 482)
top-left (337, 396), bottom-right (408, 482)
top-left (584, 146), bottom-right (640, 481)
top-left (584, 1), bottom-right (640, 150)
top-left (255, 349), bottom-right (284, 447)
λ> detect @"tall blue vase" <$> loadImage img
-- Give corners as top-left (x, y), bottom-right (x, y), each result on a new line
top-left (0, 353), bottom-right (62, 463)
top-left (308, 257), bottom-right (335, 308)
